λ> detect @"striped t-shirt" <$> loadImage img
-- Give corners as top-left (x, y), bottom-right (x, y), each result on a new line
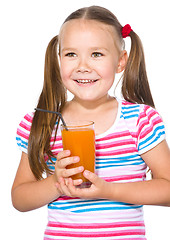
top-left (16, 99), bottom-right (166, 240)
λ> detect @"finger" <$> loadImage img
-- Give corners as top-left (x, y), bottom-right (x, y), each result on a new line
top-left (57, 156), bottom-right (78, 169)
top-left (61, 178), bottom-right (82, 188)
top-left (55, 182), bottom-right (63, 195)
top-left (73, 178), bottom-right (83, 186)
top-left (58, 177), bottom-right (72, 197)
top-left (67, 178), bottom-right (79, 196)
top-left (57, 150), bottom-right (71, 160)
top-left (83, 170), bottom-right (99, 184)
top-left (57, 155), bottom-right (80, 169)
top-left (67, 178), bottom-right (89, 198)
top-left (62, 166), bottom-right (84, 178)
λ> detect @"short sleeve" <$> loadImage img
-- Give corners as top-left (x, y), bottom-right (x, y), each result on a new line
top-left (137, 105), bottom-right (166, 155)
top-left (16, 113), bottom-right (34, 153)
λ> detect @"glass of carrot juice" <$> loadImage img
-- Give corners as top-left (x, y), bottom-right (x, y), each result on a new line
top-left (61, 121), bottom-right (95, 187)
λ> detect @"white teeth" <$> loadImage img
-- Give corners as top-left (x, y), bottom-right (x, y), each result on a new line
top-left (76, 79), bottom-right (96, 83)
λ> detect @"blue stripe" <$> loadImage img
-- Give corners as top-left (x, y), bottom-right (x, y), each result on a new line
top-left (96, 159), bottom-right (143, 164)
top-left (48, 165), bottom-right (55, 171)
top-left (16, 138), bottom-right (28, 150)
top-left (72, 205), bottom-right (143, 213)
top-left (122, 105), bottom-right (140, 110)
top-left (122, 114), bottom-right (139, 119)
top-left (95, 161), bottom-right (144, 169)
top-left (49, 203), bottom-right (134, 210)
top-left (138, 126), bottom-right (165, 149)
top-left (47, 157), bottom-right (56, 170)
top-left (16, 137), bottom-right (28, 147)
top-left (121, 109), bottom-right (139, 114)
top-left (50, 199), bottom-right (134, 206)
top-left (96, 155), bottom-right (141, 160)
top-left (139, 131), bottom-right (165, 152)
top-left (17, 143), bottom-right (28, 150)
top-left (48, 201), bottom-right (142, 212)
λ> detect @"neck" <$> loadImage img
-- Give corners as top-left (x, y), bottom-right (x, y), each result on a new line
top-left (72, 94), bottom-right (114, 112)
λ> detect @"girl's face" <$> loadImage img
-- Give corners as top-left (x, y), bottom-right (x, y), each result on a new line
top-left (59, 19), bottom-right (127, 103)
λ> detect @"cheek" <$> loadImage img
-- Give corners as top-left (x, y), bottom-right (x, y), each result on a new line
top-left (98, 62), bottom-right (117, 80)
top-left (60, 62), bottom-right (71, 82)
top-left (98, 56), bottom-right (118, 72)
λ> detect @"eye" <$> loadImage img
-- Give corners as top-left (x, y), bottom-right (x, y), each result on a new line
top-left (65, 52), bottom-right (77, 57)
top-left (92, 52), bottom-right (103, 58)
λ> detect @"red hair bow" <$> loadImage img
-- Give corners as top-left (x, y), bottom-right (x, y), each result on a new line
top-left (122, 24), bottom-right (132, 38)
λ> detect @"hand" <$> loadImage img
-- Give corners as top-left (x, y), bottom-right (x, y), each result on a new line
top-left (56, 170), bottom-right (112, 199)
top-left (53, 150), bottom-right (84, 195)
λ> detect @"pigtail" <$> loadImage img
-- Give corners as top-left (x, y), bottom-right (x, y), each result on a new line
top-left (28, 35), bottom-right (66, 180)
top-left (121, 31), bottom-right (155, 108)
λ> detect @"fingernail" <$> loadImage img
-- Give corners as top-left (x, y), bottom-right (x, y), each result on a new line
top-left (66, 150), bottom-right (70, 155)
top-left (84, 170), bottom-right (90, 176)
top-left (74, 157), bottom-right (79, 162)
top-left (79, 166), bottom-right (84, 171)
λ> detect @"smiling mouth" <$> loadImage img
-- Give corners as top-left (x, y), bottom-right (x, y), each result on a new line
top-left (75, 79), bottom-right (98, 84)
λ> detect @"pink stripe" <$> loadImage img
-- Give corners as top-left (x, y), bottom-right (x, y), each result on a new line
top-left (137, 105), bottom-right (151, 127)
top-left (45, 229), bottom-right (145, 237)
top-left (17, 129), bottom-right (29, 140)
top-left (140, 118), bottom-right (162, 139)
top-left (96, 147), bottom-right (137, 157)
top-left (19, 121), bottom-right (31, 131)
top-left (57, 196), bottom-right (80, 201)
top-left (49, 150), bottom-right (60, 156)
top-left (44, 238), bottom-right (145, 240)
top-left (50, 136), bottom-right (62, 142)
top-left (109, 239), bottom-right (146, 240)
top-left (103, 173), bottom-right (146, 182)
top-left (122, 101), bottom-right (134, 106)
top-left (103, 174), bottom-right (146, 182)
top-left (47, 221), bottom-right (145, 229)
top-left (137, 106), bottom-right (160, 134)
top-left (138, 114), bottom-right (161, 132)
top-left (50, 143), bottom-right (63, 149)
top-left (24, 113), bottom-right (33, 122)
top-left (96, 139), bottom-right (135, 150)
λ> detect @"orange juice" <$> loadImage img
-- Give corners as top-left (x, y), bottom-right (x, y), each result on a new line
top-left (61, 121), bottom-right (95, 182)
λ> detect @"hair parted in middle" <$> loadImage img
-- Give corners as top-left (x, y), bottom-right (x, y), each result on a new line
top-left (28, 5), bottom-right (155, 180)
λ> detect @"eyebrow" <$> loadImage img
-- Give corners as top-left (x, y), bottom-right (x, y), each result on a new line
top-left (61, 47), bottom-right (109, 52)
top-left (61, 48), bottom-right (77, 52)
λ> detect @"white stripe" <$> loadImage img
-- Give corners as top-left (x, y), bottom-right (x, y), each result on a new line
top-left (46, 225), bottom-right (145, 233)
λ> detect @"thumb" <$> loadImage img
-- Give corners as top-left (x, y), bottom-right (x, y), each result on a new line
top-left (83, 170), bottom-right (99, 184)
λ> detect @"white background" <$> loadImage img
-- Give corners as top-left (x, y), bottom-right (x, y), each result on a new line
top-left (1, 0), bottom-right (170, 239)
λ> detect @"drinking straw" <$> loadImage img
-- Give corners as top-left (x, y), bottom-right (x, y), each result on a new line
top-left (34, 108), bottom-right (68, 130)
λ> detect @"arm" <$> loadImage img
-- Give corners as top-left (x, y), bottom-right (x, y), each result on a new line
top-left (11, 151), bottom-right (84, 212)
top-left (11, 152), bottom-right (60, 212)
top-left (110, 140), bottom-right (170, 206)
top-left (59, 140), bottom-right (170, 206)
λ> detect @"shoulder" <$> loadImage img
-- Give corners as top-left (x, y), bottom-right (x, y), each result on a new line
top-left (16, 112), bottom-right (34, 153)
top-left (118, 99), bottom-right (166, 154)
top-left (118, 98), bottom-right (165, 134)
top-left (120, 99), bottom-right (141, 118)
top-left (17, 112), bottom-right (34, 134)
top-left (119, 99), bottom-right (163, 123)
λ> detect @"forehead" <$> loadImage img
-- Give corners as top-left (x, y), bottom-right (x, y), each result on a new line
top-left (59, 19), bottom-right (118, 48)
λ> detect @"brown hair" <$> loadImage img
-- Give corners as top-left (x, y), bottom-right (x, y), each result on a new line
top-left (28, 6), bottom-right (155, 180)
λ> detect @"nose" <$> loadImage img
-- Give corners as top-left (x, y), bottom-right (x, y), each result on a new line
top-left (76, 57), bottom-right (91, 73)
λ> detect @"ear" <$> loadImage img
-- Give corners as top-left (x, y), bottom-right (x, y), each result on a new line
top-left (116, 50), bottom-right (128, 73)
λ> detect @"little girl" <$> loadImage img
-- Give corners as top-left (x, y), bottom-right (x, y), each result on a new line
top-left (12, 6), bottom-right (170, 239)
